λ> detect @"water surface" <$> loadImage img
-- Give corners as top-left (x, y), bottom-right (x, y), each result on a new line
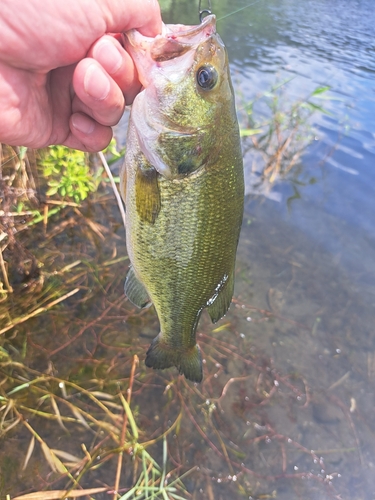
top-left (159, 0), bottom-right (375, 498)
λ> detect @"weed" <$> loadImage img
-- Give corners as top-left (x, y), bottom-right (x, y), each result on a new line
top-left (0, 139), bottom-right (125, 295)
top-left (0, 192), bottom-right (364, 500)
top-left (40, 146), bottom-right (101, 203)
top-left (1, 354), bottom-right (191, 500)
top-left (240, 81), bottom-right (332, 183)
top-left (0, 89), bottom-right (363, 500)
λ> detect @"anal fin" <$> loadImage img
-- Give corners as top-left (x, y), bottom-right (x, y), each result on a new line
top-left (206, 272), bottom-right (235, 324)
top-left (124, 266), bottom-right (151, 309)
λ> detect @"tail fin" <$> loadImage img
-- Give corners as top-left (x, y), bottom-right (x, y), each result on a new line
top-left (145, 335), bottom-right (203, 383)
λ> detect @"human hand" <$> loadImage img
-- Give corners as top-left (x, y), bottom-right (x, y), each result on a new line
top-left (0, 0), bottom-right (161, 151)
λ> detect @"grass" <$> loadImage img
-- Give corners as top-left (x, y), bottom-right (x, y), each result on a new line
top-left (0, 147), bottom-right (195, 497)
top-left (239, 80), bottom-right (332, 183)
top-left (0, 290), bottom-right (349, 500)
top-left (0, 103), bottom-right (361, 500)
top-left (1, 351), bottom-right (192, 500)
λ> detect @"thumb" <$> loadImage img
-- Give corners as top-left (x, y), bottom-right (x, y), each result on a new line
top-left (99, 0), bottom-right (162, 37)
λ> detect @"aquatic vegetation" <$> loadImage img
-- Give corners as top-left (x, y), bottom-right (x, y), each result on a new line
top-left (0, 140), bottom-right (123, 299)
top-left (240, 82), bottom-right (331, 183)
top-left (0, 171), bottom-right (370, 499)
top-left (0, 288), bottom-right (352, 500)
top-left (0, 43), bottom-right (369, 500)
top-left (1, 355), bottom-right (192, 500)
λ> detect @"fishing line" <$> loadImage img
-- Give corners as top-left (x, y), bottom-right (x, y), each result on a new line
top-left (98, 151), bottom-right (126, 232)
top-left (217, 0), bottom-right (266, 21)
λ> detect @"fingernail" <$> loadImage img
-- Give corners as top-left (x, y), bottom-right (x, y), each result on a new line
top-left (84, 64), bottom-right (110, 100)
top-left (71, 113), bottom-right (95, 134)
top-left (96, 40), bottom-right (123, 74)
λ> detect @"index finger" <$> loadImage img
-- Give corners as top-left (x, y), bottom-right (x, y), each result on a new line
top-left (99, 0), bottom-right (162, 37)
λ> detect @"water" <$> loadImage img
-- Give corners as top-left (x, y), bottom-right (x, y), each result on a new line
top-left (158, 0), bottom-right (375, 498)
top-left (2, 0), bottom-right (375, 498)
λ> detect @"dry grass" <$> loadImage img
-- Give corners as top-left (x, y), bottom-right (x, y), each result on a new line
top-left (239, 82), bottom-right (332, 185)
top-left (0, 144), bottom-right (366, 500)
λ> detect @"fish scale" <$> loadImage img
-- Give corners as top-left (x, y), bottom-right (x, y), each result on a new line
top-left (121, 15), bottom-right (244, 382)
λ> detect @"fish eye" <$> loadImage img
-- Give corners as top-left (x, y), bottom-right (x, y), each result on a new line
top-left (196, 65), bottom-right (218, 90)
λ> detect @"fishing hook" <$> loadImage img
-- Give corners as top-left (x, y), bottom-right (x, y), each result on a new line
top-left (199, 0), bottom-right (212, 23)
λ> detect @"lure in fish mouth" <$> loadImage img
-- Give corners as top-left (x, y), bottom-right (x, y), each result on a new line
top-left (121, 15), bottom-right (244, 382)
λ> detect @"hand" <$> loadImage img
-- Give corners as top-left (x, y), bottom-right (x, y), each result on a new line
top-left (0, 0), bottom-right (161, 151)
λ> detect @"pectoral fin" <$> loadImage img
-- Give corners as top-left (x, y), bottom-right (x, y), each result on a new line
top-left (124, 266), bottom-right (151, 309)
top-left (206, 272), bottom-right (235, 324)
top-left (135, 165), bottom-right (161, 224)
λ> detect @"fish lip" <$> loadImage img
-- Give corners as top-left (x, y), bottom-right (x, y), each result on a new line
top-left (165, 14), bottom-right (216, 39)
top-left (148, 15), bottom-right (217, 62)
top-left (124, 14), bottom-right (216, 51)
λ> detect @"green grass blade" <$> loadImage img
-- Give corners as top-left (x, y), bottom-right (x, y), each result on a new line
top-left (119, 392), bottom-right (139, 441)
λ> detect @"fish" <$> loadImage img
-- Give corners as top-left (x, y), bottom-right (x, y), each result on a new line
top-left (120, 14), bottom-right (244, 383)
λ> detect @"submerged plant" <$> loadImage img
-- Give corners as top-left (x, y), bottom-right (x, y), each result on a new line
top-left (0, 188), bottom-right (362, 500)
top-left (240, 82), bottom-right (332, 183)
top-left (1, 353), bottom-right (192, 500)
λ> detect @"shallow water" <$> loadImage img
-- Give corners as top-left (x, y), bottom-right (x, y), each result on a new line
top-left (1, 0), bottom-right (375, 498)
top-left (160, 0), bottom-right (375, 498)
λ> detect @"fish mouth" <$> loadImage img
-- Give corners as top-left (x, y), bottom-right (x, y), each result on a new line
top-left (124, 15), bottom-right (217, 63)
top-left (162, 14), bottom-right (216, 40)
top-left (150, 15), bottom-right (216, 62)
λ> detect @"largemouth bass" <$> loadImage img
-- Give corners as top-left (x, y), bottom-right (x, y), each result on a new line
top-left (121, 15), bottom-right (244, 383)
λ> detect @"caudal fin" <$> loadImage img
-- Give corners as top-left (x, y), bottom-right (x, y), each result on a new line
top-left (145, 335), bottom-right (203, 383)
